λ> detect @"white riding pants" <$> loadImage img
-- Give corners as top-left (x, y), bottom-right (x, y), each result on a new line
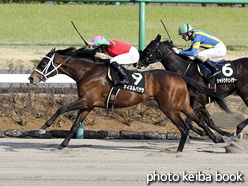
top-left (109, 46), bottom-right (140, 65)
top-left (196, 41), bottom-right (227, 59)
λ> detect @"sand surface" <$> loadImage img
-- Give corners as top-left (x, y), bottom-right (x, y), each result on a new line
top-left (0, 138), bottom-right (247, 186)
top-left (1, 49), bottom-right (248, 185)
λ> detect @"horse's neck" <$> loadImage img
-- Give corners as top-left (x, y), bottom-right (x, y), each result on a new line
top-left (162, 54), bottom-right (190, 75)
top-left (57, 57), bottom-right (106, 82)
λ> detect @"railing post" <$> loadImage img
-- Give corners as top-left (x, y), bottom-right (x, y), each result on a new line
top-left (76, 121), bottom-right (84, 139)
top-left (139, 1), bottom-right (145, 50)
top-left (76, 103), bottom-right (84, 139)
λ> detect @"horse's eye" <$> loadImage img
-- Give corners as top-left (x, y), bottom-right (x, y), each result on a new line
top-left (40, 60), bottom-right (47, 68)
top-left (146, 49), bottom-right (151, 54)
top-left (41, 63), bottom-right (46, 67)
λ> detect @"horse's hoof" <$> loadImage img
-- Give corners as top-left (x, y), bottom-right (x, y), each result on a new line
top-left (58, 143), bottom-right (67, 150)
top-left (223, 136), bottom-right (232, 143)
top-left (214, 135), bottom-right (225, 143)
top-left (58, 145), bottom-right (64, 150)
top-left (238, 133), bottom-right (243, 140)
top-left (38, 129), bottom-right (46, 135)
top-left (225, 132), bottom-right (233, 137)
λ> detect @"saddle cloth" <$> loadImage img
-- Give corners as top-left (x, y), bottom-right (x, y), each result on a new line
top-left (197, 59), bottom-right (237, 103)
top-left (106, 65), bottom-right (145, 109)
top-left (198, 59), bottom-right (237, 85)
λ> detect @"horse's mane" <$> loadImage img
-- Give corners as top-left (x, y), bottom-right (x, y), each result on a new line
top-left (56, 46), bottom-right (93, 56)
top-left (56, 47), bottom-right (109, 64)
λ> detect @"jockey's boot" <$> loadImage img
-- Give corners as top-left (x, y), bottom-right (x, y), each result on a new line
top-left (203, 59), bottom-right (221, 78)
top-left (111, 62), bottom-right (129, 85)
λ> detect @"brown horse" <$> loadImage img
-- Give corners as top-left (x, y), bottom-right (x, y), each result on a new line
top-left (28, 47), bottom-right (229, 152)
top-left (138, 34), bottom-right (247, 136)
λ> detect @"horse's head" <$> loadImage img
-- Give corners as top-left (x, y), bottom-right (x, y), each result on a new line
top-left (29, 48), bottom-right (59, 85)
top-left (137, 34), bottom-right (174, 68)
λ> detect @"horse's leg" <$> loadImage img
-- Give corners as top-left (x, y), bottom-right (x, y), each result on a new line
top-left (158, 102), bottom-right (189, 152)
top-left (185, 117), bottom-right (206, 136)
top-left (156, 97), bottom-right (189, 152)
top-left (185, 99), bottom-right (206, 136)
top-left (165, 113), bottom-right (189, 152)
top-left (200, 108), bottom-right (233, 137)
top-left (236, 90), bottom-right (248, 135)
top-left (188, 115), bottom-right (224, 143)
top-left (155, 97), bottom-right (188, 151)
top-left (177, 115), bottom-right (190, 151)
top-left (182, 102), bottom-right (224, 143)
top-left (39, 99), bottom-right (88, 132)
top-left (60, 109), bottom-right (91, 149)
top-left (237, 118), bottom-right (248, 135)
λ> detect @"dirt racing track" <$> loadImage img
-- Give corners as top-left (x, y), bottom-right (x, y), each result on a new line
top-left (0, 138), bottom-right (248, 186)
top-left (1, 47), bottom-right (248, 185)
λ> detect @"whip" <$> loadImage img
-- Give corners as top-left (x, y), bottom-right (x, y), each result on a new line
top-left (71, 21), bottom-right (89, 48)
top-left (160, 20), bottom-right (173, 43)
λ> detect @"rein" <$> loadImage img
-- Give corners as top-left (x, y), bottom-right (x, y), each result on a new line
top-left (148, 41), bottom-right (172, 63)
top-left (159, 50), bottom-right (173, 60)
top-left (158, 42), bottom-right (192, 76)
top-left (183, 59), bottom-right (193, 76)
top-left (34, 52), bottom-right (74, 81)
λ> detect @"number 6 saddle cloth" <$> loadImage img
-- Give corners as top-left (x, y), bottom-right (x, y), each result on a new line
top-left (197, 59), bottom-right (237, 85)
top-left (197, 59), bottom-right (237, 103)
top-left (106, 65), bottom-right (145, 109)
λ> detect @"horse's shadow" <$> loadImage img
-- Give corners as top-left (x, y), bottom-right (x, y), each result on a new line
top-left (2, 139), bottom-right (243, 154)
top-left (0, 139), bottom-right (173, 153)
top-left (0, 141), bottom-right (59, 152)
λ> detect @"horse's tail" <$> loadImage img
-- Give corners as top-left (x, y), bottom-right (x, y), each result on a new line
top-left (181, 75), bottom-right (231, 113)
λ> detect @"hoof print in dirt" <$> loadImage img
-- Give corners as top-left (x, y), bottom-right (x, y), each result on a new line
top-left (4, 129), bottom-right (30, 138)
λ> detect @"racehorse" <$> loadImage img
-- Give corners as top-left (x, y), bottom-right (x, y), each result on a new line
top-left (137, 34), bottom-right (248, 136)
top-left (28, 47), bottom-right (229, 152)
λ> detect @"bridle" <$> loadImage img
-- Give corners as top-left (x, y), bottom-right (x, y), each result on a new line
top-left (141, 41), bottom-right (172, 67)
top-left (140, 41), bottom-right (192, 76)
top-left (34, 51), bottom-right (73, 82)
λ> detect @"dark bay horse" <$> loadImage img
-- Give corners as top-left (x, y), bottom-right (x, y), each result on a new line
top-left (138, 34), bottom-right (248, 136)
top-left (28, 47), bottom-right (229, 152)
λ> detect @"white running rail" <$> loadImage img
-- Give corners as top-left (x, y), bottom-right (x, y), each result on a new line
top-left (0, 74), bottom-right (75, 84)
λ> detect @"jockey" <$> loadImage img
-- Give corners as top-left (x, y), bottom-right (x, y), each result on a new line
top-left (172, 23), bottom-right (227, 78)
top-left (86, 35), bottom-right (140, 85)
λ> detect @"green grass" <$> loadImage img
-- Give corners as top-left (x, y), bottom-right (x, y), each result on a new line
top-left (0, 3), bottom-right (247, 52)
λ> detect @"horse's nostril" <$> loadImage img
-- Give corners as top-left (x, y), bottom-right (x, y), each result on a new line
top-left (28, 76), bottom-right (33, 82)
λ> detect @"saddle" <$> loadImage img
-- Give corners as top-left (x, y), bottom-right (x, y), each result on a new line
top-left (106, 65), bottom-right (145, 110)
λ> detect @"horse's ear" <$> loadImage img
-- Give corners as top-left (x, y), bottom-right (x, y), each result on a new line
top-left (169, 40), bottom-right (174, 47)
top-left (155, 34), bottom-right (161, 41)
top-left (47, 48), bottom-right (56, 57)
top-left (51, 48), bottom-right (56, 54)
top-left (138, 49), bottom-right (143, 58)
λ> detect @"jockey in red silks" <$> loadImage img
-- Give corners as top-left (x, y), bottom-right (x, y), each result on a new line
top-left (87, 35), bottom-right (140, 85)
